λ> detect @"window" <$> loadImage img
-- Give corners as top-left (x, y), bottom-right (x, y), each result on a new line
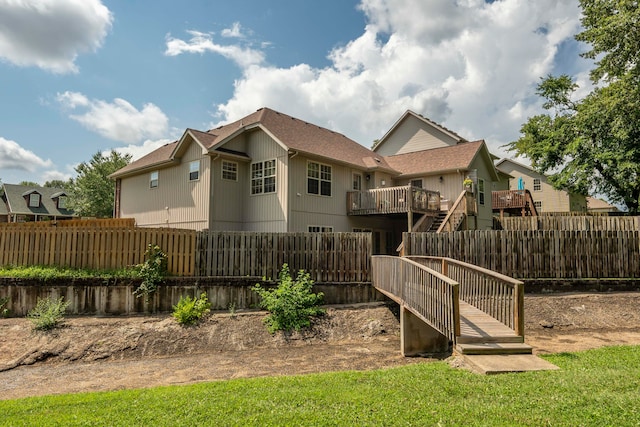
top-left (308, 161), bottom-right (332, 196)
top-left (410, 179), bottom-right (422, 188)
top-left (533, 178), bottom-right (541, 191)
top-left (308, 226), bottom-right (333, 232)
top-left (150, 171), bottom-right (158, 188)
top-left (353, 228), bottom-right (372, 232)
top-left (478, 179), bottom-right (485, 205)
top-left (251, 159), bottom-right (276, 195)
top-left (58, 196), bottom-right (67, 209)
top-left (189, 160), bottom-right (200, 181)
top-left (534, 201), bottom-right (542, 211)
top-left (222, 161), bottom-right (238, 181)
top-left (28, 193), bottom-right (40, 207)
top-left (352, 173), bottom-right (362, 191)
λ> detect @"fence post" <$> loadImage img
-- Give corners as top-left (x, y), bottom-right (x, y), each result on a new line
top-left (513, 281), bottom-right (524, 336)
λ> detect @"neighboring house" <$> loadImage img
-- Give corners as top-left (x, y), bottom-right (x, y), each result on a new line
top-left (495, 159), bottom-right (587, 213)
top-left (372, 110), bottom-right (503, 230)
top-left (0, 184), bottom-right (76, 223)
top-left (110, 108), bottom-right (505, 251)
top-left (587, 197), bottom-right (619, 213)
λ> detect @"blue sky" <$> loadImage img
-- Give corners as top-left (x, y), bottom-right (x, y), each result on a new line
top-left (0, 0), bottom-right (591, 186)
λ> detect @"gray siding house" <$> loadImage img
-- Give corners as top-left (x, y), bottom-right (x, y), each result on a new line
top-left (0, 184), bottom-right (76, 223)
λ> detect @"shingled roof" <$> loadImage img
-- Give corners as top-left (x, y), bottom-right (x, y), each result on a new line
top-left (1, 184), bottom-right (76, 218)
top-left (111, 108), bottom-right (397, 178)
top-left (384, 140), bottom-right (485, 176)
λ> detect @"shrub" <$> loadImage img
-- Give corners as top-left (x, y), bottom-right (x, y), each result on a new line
top-left (172, 292), bottom-right (211, 325)
top-left (0, 296), bottom-right (9, 318)
top-left (252, 264), bottom-right (325, 333)
top-left (27, 296), bottom-right (70, 331)
top-left (133, 244), bottom-right (167, 300)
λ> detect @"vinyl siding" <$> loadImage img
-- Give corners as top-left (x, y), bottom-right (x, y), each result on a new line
top-left (375, 115), bottom-right (458, 156)
top-left (208, 156), bottom-right (246, 231)
top-left (393, 172), bottom-right (467, 206)
top-left (119, 141), bottom-right (210, 230)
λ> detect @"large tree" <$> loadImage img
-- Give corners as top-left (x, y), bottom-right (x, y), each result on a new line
top-left (508, 0), bottom-right (640, 213)
top-left (68, 151), bottom-right (131, 218)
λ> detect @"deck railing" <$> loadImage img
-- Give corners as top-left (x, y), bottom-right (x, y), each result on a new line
top-left (371, 255), bottom-right (460, 341)
top-left (407, 256), bottom-right (524, 336)
top-left (436, 190), bottom-right (476, 233)
top-left (347, 185), bottom-right (440, 215)
top-left (492, 189), bottom-right (538, 216)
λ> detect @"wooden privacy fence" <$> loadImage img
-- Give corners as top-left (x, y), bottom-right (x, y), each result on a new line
top-left (404, 230), bottom-right (640, 279)
top-left (196, 231), bottom-right (371, 282)
top-left (0, 226), bottom-right (196, 276)
top-left (496, 215), bottom-right (640, 231)
top-left (0, 218), bottom-right (136, 228)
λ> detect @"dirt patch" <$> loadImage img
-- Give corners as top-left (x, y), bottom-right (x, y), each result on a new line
top-left (1, 293), bottom-right (640, 400)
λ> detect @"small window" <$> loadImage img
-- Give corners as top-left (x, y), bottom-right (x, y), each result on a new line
top-left (410, 179), bottom-right (422, 188)
top-left (478, 179), bottom-right (485, 205)
top-left (308, 161), bottom-right (331, 196)
top-left (308, 226), bottom-right (333, 232)
top-left (353, 228), bottom-right (372, 232)
top-left (150, 171), bottom-right (159, 188)
top-left (352, 173), bottom-right (362, 191)
top-left (251, 159), bottom-right (276, 195)
top-left (189, 160), bottom-right (200, 181)
top-left (534, 200), bottom-right (542, 211)
top-left (533, 178), bottom-right (541, 191)
top-left (29, 193), bottom-right (40, 207)
top-left (222, 161), bottom-right (238, 181)
top-left (58, 196), bottom-right (67, 209)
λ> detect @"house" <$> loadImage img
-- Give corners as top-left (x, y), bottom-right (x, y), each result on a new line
top-left (110, 107), bottom-right (505, 251)
top-left (587, 197), bottom-right (619, 213)
top-left (495, 159), bottom-right (587, 213)
top-left (372, 110), bottom-right (503, 230)
top-left (0, 184), bottom-right (76, 223)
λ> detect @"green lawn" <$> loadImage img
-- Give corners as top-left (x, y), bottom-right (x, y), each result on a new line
top-left (1, 346), bottom-right (638, 426)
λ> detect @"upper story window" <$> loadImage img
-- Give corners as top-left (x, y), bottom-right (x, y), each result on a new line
top-left (411, 179), bottom-right (423, 188)
top-left (478, 179), bottom-right (485, 205)
top-left (308, 161), bottom-right (332, 196)
top-left (28, 193), bottom-right (40, 207)
top-left (352, 173), bottom-right (362, 191)
top-left (150, 171), bottom-right (159, 188)
top-left (533, 178), bottom-right (541, 191)
top-left (308, 226), bottom-right (333, 232)
top-left (222, 161), bottom-right (238, 181)
top-left (58, 196), bottom-right (67, 209)
top-left (534, 200), bottom-right (543, 211)
top-left (251, 159), bottom-right (276, 195)
top-left (189, 160), bottom-right (200, 181)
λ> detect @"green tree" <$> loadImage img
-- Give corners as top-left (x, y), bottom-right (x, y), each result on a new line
top-left (43, 179), bottom-right (72, 188)
top-left (19, 181), bottom-right (40, 187)
top-left (68, 151), bottom-right (131, 217)
top-left (508, 1), bottom-right (640, 213)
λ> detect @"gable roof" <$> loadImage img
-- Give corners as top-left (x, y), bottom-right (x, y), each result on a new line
top-left (373, 110), bottom-right (468, 153)
top-left (1, 184), bottom-right (76, 217)
top-left (384, 140), bottom-right (491, 177)
top-left (111, 107), bottom-right (397, 178)
top-left (495, 158), bottom-right (542, 176)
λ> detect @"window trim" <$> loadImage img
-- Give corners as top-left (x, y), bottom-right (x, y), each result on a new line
top-left (150, 170), bottom-right (159, 188)
top-left (28, 193), bottom-right (40, 208)
top-left (534, 200), bottom-right (543, 212)
top-left (189, 160), bottom-right (200, 181)
top-left (57, 196), bottom-right (67, 209)
top-left (410, 179), bottom-right (423, 188)
top-left (352, 172), bottom-right (362, 191)
top-left (307, 161), bottom-right (332, 197)
top-left (250, 159), bottom-right (276, 195)
top-left (221, 160), bottom-right (238, 182)
top-left (478, 178), bottom-right (485, 205)
top-left (533, 178), bottom-right (542, 191)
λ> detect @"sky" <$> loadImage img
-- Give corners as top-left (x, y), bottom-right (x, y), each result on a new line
top-left (0, 0), bottom-right (593, 186)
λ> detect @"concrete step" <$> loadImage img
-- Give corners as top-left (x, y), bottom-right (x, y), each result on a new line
top-left (455, 342), bottom-right (533, 355)
top-left (460, 354), bottom-right (559, 375)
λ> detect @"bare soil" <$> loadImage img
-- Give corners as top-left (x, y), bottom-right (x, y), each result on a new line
top-left (1, 292), bottom-right (640, 400)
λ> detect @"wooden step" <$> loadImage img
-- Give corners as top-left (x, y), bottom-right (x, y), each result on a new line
top-left (455, 342), bottom-right (533, 355)
top-left (456, 334), bottom-right (525, 344)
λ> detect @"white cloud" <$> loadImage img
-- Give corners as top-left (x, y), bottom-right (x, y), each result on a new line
top-left (165, 30), bottom-right (265, 68)
top-left (0, 137), bottom-right (53, 171)
top-left (56, 91), bottom-right (169, 144)
top-left (111, 138), bottom-right (174, 161)
top-left (0, 0), bottom-right (112, 74)
top-left (208, 0), bottom-right (588, 153)
top-left (221, 22), bottom-right (246, 38)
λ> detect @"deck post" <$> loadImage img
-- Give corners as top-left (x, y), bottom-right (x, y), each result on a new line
top-left (400, 306), bottom-right (449, 356)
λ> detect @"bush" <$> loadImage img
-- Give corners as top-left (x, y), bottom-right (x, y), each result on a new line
top-left (27, 296), bottom-right (70, 331)
top-left (172, 292), bottom-right (211, 325)
top-left (252, 264), bottom-right (325, 333)
top-left (133, 244), bottom-right (167, 300)
top-left (0, 296), bottom-right (9, 318)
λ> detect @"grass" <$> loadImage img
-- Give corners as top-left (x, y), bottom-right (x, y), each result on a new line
top-left (0, 346), bottom-right (638, 426)
top-left (0, 265), bottom-right (138, 281)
